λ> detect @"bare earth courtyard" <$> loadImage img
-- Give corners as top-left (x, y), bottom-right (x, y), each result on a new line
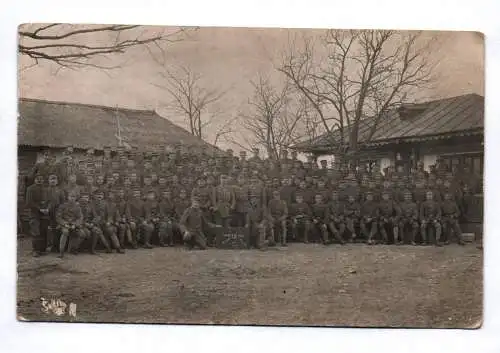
top-left (16, 238), bottom-right (482, 328)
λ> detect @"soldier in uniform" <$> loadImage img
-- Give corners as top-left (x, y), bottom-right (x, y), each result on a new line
top-left (26, 173), bottom-right (50, 256)
top-left (56, 192), bottom-right (86, 258)
top-left (126, 189), bottom-right (143, 248)
top-left (378, 191), bottom-right (401, 244)
top-left (246, 195), bottom-right (270, 248)
top-left (310, 193), bottom-right (330, 244)
top-left (64, 173), bottom-right (83, 201)
top-left (360, 191), bottom-right (379, 245)
top-left (231, 174), bottom-right (249, 227)
top-left (326, 190), bottom-right (346, 245)
top-left (420, 190), bottom-right (442, 246)
top-left (212, 174), bottom-right (236, 227)
top-left (79, 191), bottom-right (112, 254)
top-left (179, 196), bottom-right (217, 250)
top-left (45, 173), bottom-right (66, 252)
top-left (191, 177), bottom-right (214, 223)
top-left (441, 192), bottom-right (464, 245)
top-left (398, 190), bottom-right (419, 245)
top-left (290, 193), bottom-right (312, 243)
top-left (93, 190), bottom-right (124, 253)
top-left (142, 190), bottom-right (166, 248)
top-left (239, 150), bottom-right (247, 164)
top-left (267, 190), bottom-right (288, 246)
top-left (113, 188), bottom-right (133, 249)
top-left (158, 189), bottom-right (176, 246)
top-left (342, 194), bottom-right (361, 242)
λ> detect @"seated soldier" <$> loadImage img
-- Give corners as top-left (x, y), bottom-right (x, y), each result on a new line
top-left (290, 193), bottom-right (312, 243)
top-left (142, 190), bottom-right (167, 248)
top-left (79, 192), bottom-right (112, 254)
top-left (179, 196), bottom-right (219, 250)
top-left (342, 195), bottom-right (361, 242)
top-left (246, 195), bottom-right (271, 249)
top-left (126, 189), bottom-right (143, 248)
top-left (441, 192), bottom-right (464, 245)
top-left (377, 191), bottom-right (401, 244)
top-left (159, 189), bottom-right (175, 246)
top-left (310, 193), bottom-right (329, 244)
top-left (267, 190), bottom-right (288, 246)
top-left (361, 191), bottom-right (379, 245)
top-left (398, 190), bottom-right (419, 245)
top-left (326, 190), bottom-right (346, 245)
top-left (93, 190), bottom-right (124, 253)
top-left (114, 188), bottom-right (133, 249)
top-left (420, 190), bottom-right (442, 246)
top-left (56, 192), bottom-right (86, 258)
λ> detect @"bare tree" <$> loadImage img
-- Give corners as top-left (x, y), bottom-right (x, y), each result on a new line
top-left (18, 24), bottom-right (193, 70)
top-left (153, 65), bottom-right (227, 141)
top-left (279, 30), bottom-right (435, 159)
top-left (240, 75), bottom-right (315, 160)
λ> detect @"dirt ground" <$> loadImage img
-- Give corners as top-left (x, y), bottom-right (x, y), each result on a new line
top-left (16, 238), bottom-right (483, 328)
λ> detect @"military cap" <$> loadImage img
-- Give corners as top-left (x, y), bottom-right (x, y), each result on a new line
top-left (240, 150), bottom-right (247, 156)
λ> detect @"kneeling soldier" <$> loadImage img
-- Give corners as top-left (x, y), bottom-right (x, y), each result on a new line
top-left (290, 193), bottom-right (312, 243)
top-left (441, 192), bottom-right (464, 245)
top-left (377, 191), bottom-right (401, 244)
top-left (80, 192), bottom-right (112, 254)
top-left (267, 190), bottom-right (288, 246)
top-left (420, 190), bottom-right (442, 246)
top-left (56, 192), bottom-right (85, 258)
top-left (398, 190), bottom-right (419, 245)
top-left (361, 192), bottom-right (379, 245)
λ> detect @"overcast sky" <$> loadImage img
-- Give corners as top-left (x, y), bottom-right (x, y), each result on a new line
top-left (18, 27), bottom-right (484, 152)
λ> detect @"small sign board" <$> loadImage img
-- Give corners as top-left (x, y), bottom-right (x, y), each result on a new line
top-left (215, 227), bottom-right (250, 249)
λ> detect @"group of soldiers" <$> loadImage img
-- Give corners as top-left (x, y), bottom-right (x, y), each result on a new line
top-left (24, 143), bottom-right (482, 258)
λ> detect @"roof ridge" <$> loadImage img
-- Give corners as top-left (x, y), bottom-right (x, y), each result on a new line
top-left (18, 97), bottom-right (157, 115)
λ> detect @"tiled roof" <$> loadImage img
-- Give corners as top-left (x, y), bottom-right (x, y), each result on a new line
top-left (18, 98), bottom-right (218, 152)
top-left (294, 93), bottom-right (484, 152)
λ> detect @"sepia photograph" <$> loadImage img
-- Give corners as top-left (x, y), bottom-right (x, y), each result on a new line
top-left (16, 24), bottom-right (484, 328)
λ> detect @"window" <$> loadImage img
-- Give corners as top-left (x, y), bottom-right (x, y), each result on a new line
top-left (441, 153), bottom-right (483, 175)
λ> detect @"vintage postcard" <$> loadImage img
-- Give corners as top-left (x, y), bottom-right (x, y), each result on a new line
top-left (17, 24), bottom-right (483, 327)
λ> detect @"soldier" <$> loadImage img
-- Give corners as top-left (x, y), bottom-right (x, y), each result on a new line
top-left (93, 190), bottom-right (124, 253)
top-left (158, 189), bottom-right (176, 246)
top-left (141, 175), bottom-right (155, 201)
top-left (246, 195), bottom-right (270, 249)
top-left (26, 173), bottom-right (50, 257)
top-left (174, 188), bottom-right (191, 224)
top-left (310, 194), bottom-right (329, 244)
top-left (248, 175), bottom-right (267, 211)
top-left (79, 192), bottom-right (112, 254)
top-left (113, 188), bottom-right (133, 249)
top-left (267, 190), bottom-right (288, 246)
top-left (142, 190), bottom-right (166, 248)
top-left (412, 160), bottom-right (429, 181)
top-left (361, 191), bottom-right (379, 245)
top-left (126, 189), bottom-right (143, 248)
top-left (191, 177), bottom-right (213, 221)
top-left (290, 193), bottom-right (312, 243)
top-left (326, 190), bottom-right (346, 245)
top-left (378, 191), bottom-right (401, 244)
top-left (64, 173), bottom-right (83, 201)
top-left (296, 179), bottom-right (314, 206)
top-left (179, 196), bottom-right (218, 250)
top-left (56, 192), bottom-right (86, 258)
top-left (232, 174), bottom-right (249, 227)
top-left (342, 194), bottom-right (361, 242)
top-left (280, 176), bottom-right (296, 207)
top-left (212, 174), bottom-right (236, 227)
top-left (420, 190), bottom-right (442, 246)
top-left (441, 192), bottom-right (464, 245)
top-left (45, 173), bottom-right (66, 252)
top-left (398, 190), bottom-right (419, 245)
top-left (239, 150), bottom-right (247, 163)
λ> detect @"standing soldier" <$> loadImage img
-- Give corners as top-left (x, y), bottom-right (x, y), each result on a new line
top-left (290, 193), bottom-right (312, 243)
top-left (212, 174), bottom-right (236, 227)
top-left (231, 174), bottom-right (249, 227)
top-left (126, 189), bottom-right (143, 248)
top-left (378, 191), bottom-right (401, 244)
top-left (267, 190), bottom-right (288, 246)
top-left (342, 194), bottom-right (361, 242)
top-left (142, 190), bottom-right (165, 248)
top-left (159, 189), bottom-right (176, 246)
top-left (248, 175), bottom-right (267, 212)
top-left (79, 192), bottom-right (112, 254)
top-left (398, 190), bottom-right (420, 245)
top-left (441, 192), bottom-right (464, 245)
top-left (420, 190), bottom-right (442, 246)
top-left (361, 191), bottom-right (379, 245)
top-left (191, 177), bottom-right (214, 222)
top-left (64, 173), bottom-right (83, 201)
top-left (45, 173), bottom-right (66, 252)
top-left (26, 173), bottom-right (50, 257)
top-left (56, 192), bottom-right (86, 258)
top-left (114, 188), bottom-right (132, 249)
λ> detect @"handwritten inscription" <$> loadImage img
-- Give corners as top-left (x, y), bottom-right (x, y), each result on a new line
top-left (41, 297), bottom-right (77, 318)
